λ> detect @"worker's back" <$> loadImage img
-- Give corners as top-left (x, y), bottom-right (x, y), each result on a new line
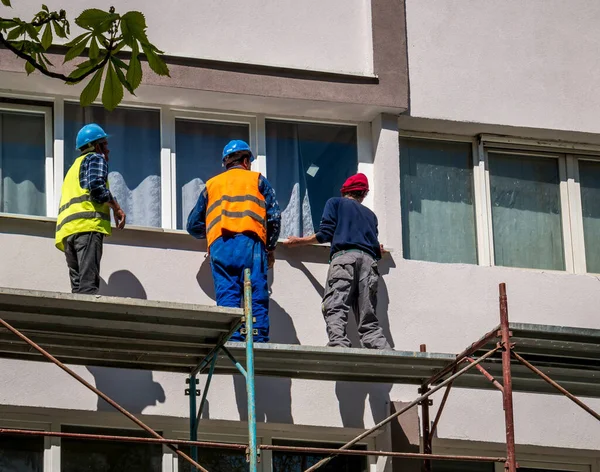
top-left (319, 197), bottom-right (381, 260)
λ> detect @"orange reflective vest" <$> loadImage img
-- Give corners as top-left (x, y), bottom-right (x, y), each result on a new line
top-left (205, 169), bottom-right (267, 248)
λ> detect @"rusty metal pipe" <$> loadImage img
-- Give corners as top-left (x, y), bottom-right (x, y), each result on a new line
top-left (499, 284), bottom-right (517, 472)
top-left (303, 344), bottom-right (502, 472)
top-left (428, 367), bottom-right (456, 444)
top-left (0, 428), bottom-right (507, 462)
top-left (427, 326), bottom-right (500, 386)
top-left (511, 351), bottom-right (600, 422)
top-left (0, 318), bottom-right (209, 472)
top-left (465, 358), bottom-right (504, 393)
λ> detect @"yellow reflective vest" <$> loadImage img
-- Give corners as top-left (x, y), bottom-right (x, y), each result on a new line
top-left (55, 154), bottom-right (112, 252)
top-left (205, 169), bottom-right (267, 248)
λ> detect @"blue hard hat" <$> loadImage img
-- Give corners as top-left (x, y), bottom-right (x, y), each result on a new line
top-left (222, 140), bottom-right (254, 162)
top-left (76, 123), bottom-right (108, 150)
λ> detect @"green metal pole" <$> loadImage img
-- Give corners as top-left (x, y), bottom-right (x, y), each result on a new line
top-left (188, 374), bottom-right (198, 467)
top-left (244, 268), bottom-right (258, 472)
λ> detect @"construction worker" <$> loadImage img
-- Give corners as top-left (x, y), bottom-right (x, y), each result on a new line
top-left (187, 140), bottom-right (281, 342)
top-left (283, 173), bottom-right (391, 349)
top-left (55, 124), bottom-right (126, 294)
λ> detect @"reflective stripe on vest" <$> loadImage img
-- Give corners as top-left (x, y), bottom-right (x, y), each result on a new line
top-left (205, 169), bottom-right (267, 248)
top-left (55, 154), bottom-right (112, 252)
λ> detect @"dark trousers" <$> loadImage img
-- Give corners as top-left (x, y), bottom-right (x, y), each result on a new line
top-left (322, 251), bottom-right (391, 349)
top-left (64, 232), bottom-right (104, 294)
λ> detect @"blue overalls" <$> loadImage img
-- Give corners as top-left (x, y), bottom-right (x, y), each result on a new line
top-left (210, 233), bottom-right (269, 342)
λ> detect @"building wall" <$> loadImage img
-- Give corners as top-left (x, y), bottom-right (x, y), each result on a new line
top-left (8, 0), bottom-right (374, 76)
top-left (405, 0), bottom-right (600, 134)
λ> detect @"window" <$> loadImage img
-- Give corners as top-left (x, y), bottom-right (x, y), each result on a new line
top-left (488, 152), bottom-right (564, 270)
top-left (61, 426), bottom-right (162, 472)
top-left (399, 138), bottom-right (477, 264)
top-left (266, 120), bottom-right (357, 238)
top-left (175, 119), bottom-right (249, 229)
top-left (578, 159), bottom-right (600, 273)
top-left (272, 440), bottom-right (367, 472)
top-left (178, 445), bottom-right (248, 472)
top-left (0, 432), bottom-right (44, 472)
top-left (0, 107), bottom-right (50, 218)
top-left (432, 460), bottom-right (493, 471)
top-left (64, 104), bottom-right (161, 227)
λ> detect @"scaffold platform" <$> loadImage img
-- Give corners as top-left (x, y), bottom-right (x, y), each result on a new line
top-left (0, 280), bottom-right (598, 472)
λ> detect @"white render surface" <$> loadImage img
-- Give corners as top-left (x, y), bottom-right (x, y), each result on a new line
top-left (405, 0), bottom-right (600, 134)
top-left (7, 0), bottom-right (374, 76)
top-left (1, 184), bottom-right (600, 451)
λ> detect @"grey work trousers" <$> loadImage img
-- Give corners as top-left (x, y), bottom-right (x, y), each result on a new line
top-left (64, 231), bottom-right (104, 294)
top-left (321, 251), bottom-right (391, 349)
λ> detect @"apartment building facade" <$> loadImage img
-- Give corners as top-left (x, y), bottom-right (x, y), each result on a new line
top-left (0, 0), bottom-right (598, 471)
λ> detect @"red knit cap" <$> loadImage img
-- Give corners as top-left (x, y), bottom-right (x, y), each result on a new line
top-left (341, 173), bottom-right (369, 193)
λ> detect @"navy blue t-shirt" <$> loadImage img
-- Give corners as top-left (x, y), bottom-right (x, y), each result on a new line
top-left (315, 197), bottom-right (381, 260)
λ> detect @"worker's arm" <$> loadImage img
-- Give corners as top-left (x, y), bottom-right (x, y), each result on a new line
top-left (86, 153), bottom-right (125, 229)
top-left (283, 198), bottom-right (336, 247)
top-left (259, 176), bottom-right (281, 252)
top-left (187, 188), bottom-right (208, 239)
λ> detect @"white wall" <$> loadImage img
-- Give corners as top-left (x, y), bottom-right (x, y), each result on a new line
top-left (405, 0), bottom-right (600, 134)
top-left (2, 126), bottom-right (600, 455)
top-left (7, 0), bottom-right (374, 76)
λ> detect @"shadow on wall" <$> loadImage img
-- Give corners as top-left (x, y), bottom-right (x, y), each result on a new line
top-left (89, 270), bottom-right (166, 413)
top-left (287, 251), bottom-right (396, 428)
top-left (196, 260), bottom-right (297, 423)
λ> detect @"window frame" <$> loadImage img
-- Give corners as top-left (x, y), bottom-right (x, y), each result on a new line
top-left (0, 102), bottom-right (54, 218)
top-left (167, 110), bottom-right (257, 230)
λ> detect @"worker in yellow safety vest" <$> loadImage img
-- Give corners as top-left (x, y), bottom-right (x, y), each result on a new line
top-left (55, 124), bottom-right (126, 294)
top-left (187, 140), bottom-right (281, 342)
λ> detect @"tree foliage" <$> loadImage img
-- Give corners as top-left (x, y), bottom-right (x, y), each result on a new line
top-left (0, 1), bottom-right (170, 110)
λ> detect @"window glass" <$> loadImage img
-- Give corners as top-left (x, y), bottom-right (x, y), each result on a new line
top-left (272, 440), bottom-right (366, 472)
top-left (0, 110), bottom-right (46, 217)
top-left (579, 159), bottom-right (600, 273)
top-left (266, 120), bottom-right (357, 238)
top-left (175, 119), bottom-right (249, 229)
top-left (0, 432), bottom-right (43, 472)
top-left (178, 445), bottom-right (248, 472)
top-left (489, 153), bottom-right (564, 270)
top-left (61, 426), bottom-right (162, 472)
top-left (64, 104), bottom-right (161, 227)
top-left (399, 138), bottom-right (477, 264)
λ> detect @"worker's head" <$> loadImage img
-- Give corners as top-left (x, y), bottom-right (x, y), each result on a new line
top-left (222, 140), bottom-right (254, 169)
top-left (340, 173), bottom-right (369, 202)
top-left (76, 124), bottom-right (110, 160)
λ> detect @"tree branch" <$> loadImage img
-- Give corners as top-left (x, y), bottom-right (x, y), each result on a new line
top-left (0, 31), bottom-right (110, 83)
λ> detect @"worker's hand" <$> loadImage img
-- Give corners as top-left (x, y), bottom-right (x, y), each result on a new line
top-left (283, 236), bottom-right (303, 247)
top-left (113, 207), bottom-right (126, 230)
top-left (267, 250), bottom-right (276, 269)
top-left (380, 243), bottom-right (388, 255)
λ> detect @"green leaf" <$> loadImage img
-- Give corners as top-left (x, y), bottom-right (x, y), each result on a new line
top-left (111, 58), bottom-right (135, 95)
top-left (75, 9), bottom-right (110, 29)
top-left (64, 37), bottom-right (88, 63)
top-left (141, 43), bottom-right (170, 77)
top-left (89, 37), bottom-right (99, 60)
top-left (6, 25), bottom-right (24, 40)
top-left (1, 0), bottom-right (11, 7)
top-left (52, 20), bottom-right (66, 38)
top-left (42, 4), bottom-right (49, 12)
top-left (39, 52), bottom-right (53, 67)
top-left (126, 51), bottom-right (142, 89)
top-left (80, 68), bottom-right (103, 107)
top-left (64, 32), bottom-right (88, 48)
top-left (121, 11), bottom-right (148, 43)
top-left (102, 62), bottom-right (123, 111)
top-left (25, 24), bottom-right (38, 40)
top-left (41, 23), bottom-right (52, 50)
top-left (25, 60), bottom-right (35, 75)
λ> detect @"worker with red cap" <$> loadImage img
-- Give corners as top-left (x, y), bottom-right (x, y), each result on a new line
top-left (284, 173), bottom-right (391, 349)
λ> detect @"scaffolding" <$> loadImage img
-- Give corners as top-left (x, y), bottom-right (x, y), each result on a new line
top-left (0, 272), bottom-right (598, 472)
